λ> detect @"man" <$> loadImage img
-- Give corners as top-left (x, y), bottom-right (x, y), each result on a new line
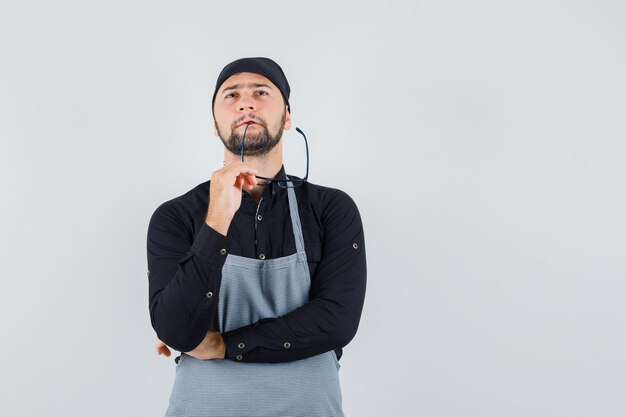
top-left (147, 57), bottom-right (366, 417)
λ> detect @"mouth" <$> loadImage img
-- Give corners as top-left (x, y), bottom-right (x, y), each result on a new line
top-left (238, 121), bottom-right (257, 128)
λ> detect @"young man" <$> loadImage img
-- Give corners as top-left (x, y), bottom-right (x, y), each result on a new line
top-left (147, 57), bottom-right (366, 416)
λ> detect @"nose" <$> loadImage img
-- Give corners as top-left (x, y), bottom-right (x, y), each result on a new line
top-left (238, 95), bottom-right (256, 112)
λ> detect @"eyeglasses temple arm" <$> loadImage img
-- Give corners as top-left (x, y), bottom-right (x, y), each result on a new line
top-left (241, 122), bottom-right (252, 162)
top-left (295, 127), bottom-right (309, 181)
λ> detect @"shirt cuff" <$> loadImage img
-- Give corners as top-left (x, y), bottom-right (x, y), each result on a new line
top-left (222, 326), bottom-right (256, 361)
top-left (190, 222), bottom-right (231, 264)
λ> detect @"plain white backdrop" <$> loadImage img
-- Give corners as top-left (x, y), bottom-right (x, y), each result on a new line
top-left (1, 1), bottom-right (625, 416)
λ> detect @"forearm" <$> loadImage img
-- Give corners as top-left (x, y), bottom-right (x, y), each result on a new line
top-left (150, 257), bottom-right (221, 352)
top-left (222, 235), bottom-right (367, 363)
top-left (222, 298), bottom-right (364, 363)
top-left (149, 217), bottom-right (231, 352)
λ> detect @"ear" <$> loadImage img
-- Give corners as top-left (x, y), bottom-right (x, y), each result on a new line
top-left (213, 121), bottom-right (219, 137)
top-left (283, 106), bottom-right (292, 130)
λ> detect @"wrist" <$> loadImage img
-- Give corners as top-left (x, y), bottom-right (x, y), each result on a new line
top-left (205, 212), bottom-right (232, 236)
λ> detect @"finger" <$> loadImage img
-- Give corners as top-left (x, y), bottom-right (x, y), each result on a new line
top-left (235, 176), bottom-right (245, 190)
top-left (155, 338), bottom-right (172, 356)
top-left (242, 174), bottom-right (258, 189)
top-left (238, 171), bottom-right (258, 185)
top-left (239, 167), bottom-right (258, 175)
top-left (244, 171), bottom-right (259, 184)
top-left (156, 344), bottom-right (171, 357)
top-left (223, 162), bottom-right (257, 177)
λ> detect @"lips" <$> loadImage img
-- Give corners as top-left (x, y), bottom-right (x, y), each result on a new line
top-left (238, 120), bottom-right (255, 127)
top-left (237, 119), bottom-right (264, 128)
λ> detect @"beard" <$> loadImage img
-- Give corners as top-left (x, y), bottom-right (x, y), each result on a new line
top-left (217, 111), bottom-right (286, 157)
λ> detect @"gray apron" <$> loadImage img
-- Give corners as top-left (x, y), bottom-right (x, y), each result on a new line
top-left (165, 183), bottom-right (344, 417)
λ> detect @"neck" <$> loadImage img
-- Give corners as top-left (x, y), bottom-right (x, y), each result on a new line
top-left (224, 144), bottom-right (283, 201)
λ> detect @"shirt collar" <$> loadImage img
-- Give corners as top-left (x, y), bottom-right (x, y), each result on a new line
top-left (269, 165), bottom-right (288, 198)
top-left (242, 165), bottom-right (288, 200)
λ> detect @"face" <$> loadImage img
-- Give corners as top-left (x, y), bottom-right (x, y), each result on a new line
top-left (213, 72), bottom-right (291, 157)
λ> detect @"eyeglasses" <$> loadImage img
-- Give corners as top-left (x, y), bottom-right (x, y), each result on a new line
top-left (241, 122), bottom-right (309, 188)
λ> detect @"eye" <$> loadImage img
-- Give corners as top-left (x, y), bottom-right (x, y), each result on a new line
top-left (225, 92), bottom-right (238, 99)
top-left (257, 90), bottom-right (269, 96)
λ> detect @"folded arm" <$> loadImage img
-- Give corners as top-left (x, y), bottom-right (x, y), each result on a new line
top-left (148, 188), bottom-right (366, 363)
top-left (221, 189), bottom-right (367, 362)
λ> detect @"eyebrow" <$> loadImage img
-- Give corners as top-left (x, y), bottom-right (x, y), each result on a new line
top-left (221, 82), bottom-right (274, 94)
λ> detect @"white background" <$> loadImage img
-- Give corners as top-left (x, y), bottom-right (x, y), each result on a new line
top-left (1, 1), bottom-right (625, 416)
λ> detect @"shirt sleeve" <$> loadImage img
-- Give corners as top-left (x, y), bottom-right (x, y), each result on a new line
top-left (221, 189), bottom-right (367, 363)
top-left (147, 200), bottom-right (231, 352)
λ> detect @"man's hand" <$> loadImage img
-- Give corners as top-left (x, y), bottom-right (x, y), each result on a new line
top-left (155, 338), bottom-right (171, 357)
top-left (206, 162), bottom-right (257, 235)
top-left (154, 331), bottom-right (226, 360)
top-left (185, 330), bottom-right (226, 360)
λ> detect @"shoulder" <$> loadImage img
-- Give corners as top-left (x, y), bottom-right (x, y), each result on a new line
top-left (300, 181), bottom-right (363, 229)
top-left (303, 181), bottom-right (360, 212)
top-left (300, 182), bottom-right (365, 257)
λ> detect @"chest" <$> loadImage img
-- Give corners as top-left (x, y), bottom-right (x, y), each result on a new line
top-left (194, 194), bottom-right (323, 273)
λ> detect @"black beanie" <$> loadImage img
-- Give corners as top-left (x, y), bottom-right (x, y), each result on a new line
top-left (211, 57), bottom-right (291, 115)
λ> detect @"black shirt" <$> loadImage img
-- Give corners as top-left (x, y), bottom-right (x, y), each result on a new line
top-left (146, 168), bottom-right (366, 363)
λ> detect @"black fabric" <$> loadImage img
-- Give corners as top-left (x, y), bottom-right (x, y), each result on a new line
top-left (146, 166), bottom-right (367, 363)
top-left (212, 57), bottom-right (291, 115)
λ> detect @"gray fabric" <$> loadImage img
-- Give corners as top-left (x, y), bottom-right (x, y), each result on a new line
top-left (165, 181), bottom-right (344, 417)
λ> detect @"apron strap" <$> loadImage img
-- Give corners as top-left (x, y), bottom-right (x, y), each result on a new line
top-left (286, 177), bottom-right (307, 262)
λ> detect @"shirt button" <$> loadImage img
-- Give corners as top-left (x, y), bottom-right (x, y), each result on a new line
top-left (259, 254), bottom-right (266, 260)
top-left (238, 342), bottom-right (245, 349)
top-left (257, 214), bottom-right (263, 221)
top-left (283, 342), bottom-right (291, 349)
top-left (206, 291), bottom-right (213, 298)
top-left (220, 248), bottom-right (227, 255)
top-left (236, 355), bottom-right (243, 361)
top-left (352, 243), bottom-right (358, 249)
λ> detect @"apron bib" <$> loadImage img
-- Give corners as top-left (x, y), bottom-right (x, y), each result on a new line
top-left (165, 184), bottom-right (344, 417)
